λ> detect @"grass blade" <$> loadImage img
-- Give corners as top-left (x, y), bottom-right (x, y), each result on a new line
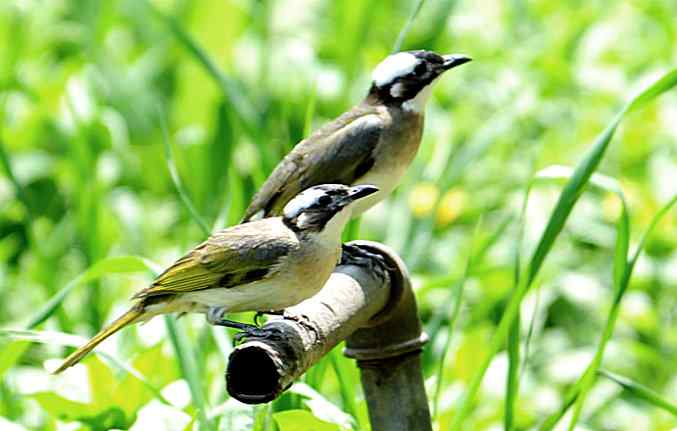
top-left (329, 350), bottom-right (357, 422)
top-left (423, 216), bottom-right (511, 369)
top-left (599, 369), bottom-right (677, 416)
top-left (155, 98), bottom-right (214, 431)
top-left (143, 0), bottom-right (258, 135)
top-left (519, 285), bottom-right (541, 381)
top-left (0, 329), bottom-right (170, 405)
top-left (541, 194), bottom-right (677, 430)
top-left (25, 256), bottom-right (160, 329)
top-left (432, 218), bottom-right (482, 418)
top-left (392, 0), bottom-right (427, 52)
top-left (563, 190), bottom-right (630, 431)
top-left (165, 317), bottom-right (213, 431)
top-left (519, 167), bottom-right (627, 428)
top-left (449, 69), bottom-right (677, 431)
top-left (0, 135), bottom-right (32, 221)
top-left (0, 134), bottom-right (41, 257)
top-left (504, 317), bottom-right (520, 430)
top-left (505, 180), bottom-right (530, 431)
top-left (157, 107), bottom-right (211, 236)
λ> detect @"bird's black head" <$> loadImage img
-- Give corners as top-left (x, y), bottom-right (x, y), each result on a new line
top-left (282, 184), bottom-right (379, 233)
top-left (368, 50), bottom-right (471, 109)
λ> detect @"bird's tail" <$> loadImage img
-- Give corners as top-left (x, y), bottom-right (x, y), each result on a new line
top-left (52, 306), bottom-right (144, 374)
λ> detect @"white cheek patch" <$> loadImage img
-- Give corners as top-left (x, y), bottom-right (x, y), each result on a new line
top-left (296, 212), bottom-right (311, 228)
top-left (372, 52), bottom-right (419, 87)
top-left (390, 82), bottom-right (405, 98)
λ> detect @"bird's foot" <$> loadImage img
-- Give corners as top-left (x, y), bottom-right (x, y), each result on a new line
top-left (207, 307), bottom-right (266, 339)
top-left (253, 309), bottom-right (285, 327)
top-left (283, 313), bottom-right (318, 337)
top-left (254, 310), bottom-right (316, 334)
top-left (208, 307), bottom-right (285, 343)
top-left (206, 306), bottom-right (230, 326)
top-left (232, 326), bottom-right (274, 343)
top-left (340, 243), bottom-right (394, 277)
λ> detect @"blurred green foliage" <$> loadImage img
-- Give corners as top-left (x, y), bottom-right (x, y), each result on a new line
top-left (0, 0), bottom-right (676, 430)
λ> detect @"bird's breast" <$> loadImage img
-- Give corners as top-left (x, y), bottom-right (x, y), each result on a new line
top-left (352, 111), bottom-right (424, 214)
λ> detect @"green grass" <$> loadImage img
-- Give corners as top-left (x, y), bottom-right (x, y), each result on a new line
top-left (449, 68), bottom-right (677, 431)
top-left (1, 1), bottom-right (677, 430)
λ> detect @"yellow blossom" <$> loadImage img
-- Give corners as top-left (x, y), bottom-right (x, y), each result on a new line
top-left (436, 188), bottom-right (467, 226)
top-left (408, 183), bottom-right (439, 218)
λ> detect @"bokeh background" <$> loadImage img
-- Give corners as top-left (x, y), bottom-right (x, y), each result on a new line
top-left (1, 0), bottom-right (676, 430)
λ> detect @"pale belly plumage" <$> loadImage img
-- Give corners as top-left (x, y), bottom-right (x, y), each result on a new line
top-left (178, 276), bottom-right (319, 312)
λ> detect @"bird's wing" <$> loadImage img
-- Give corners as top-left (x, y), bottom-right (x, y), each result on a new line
top-left (242, 108), bottom-right (384, 221)
top-left (134, 221), bottom-right (298, 298)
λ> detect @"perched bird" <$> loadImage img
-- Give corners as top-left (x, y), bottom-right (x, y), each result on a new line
top-left (54, 184), bottom-right (379, 373)
top-left (243, 50), bottom-right (471, 222)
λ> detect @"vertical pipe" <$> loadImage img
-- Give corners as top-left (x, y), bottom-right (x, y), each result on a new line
top-left (357, 353), bottom-right (432, 431)
top-left (344, 241), bottom-right (431, 431)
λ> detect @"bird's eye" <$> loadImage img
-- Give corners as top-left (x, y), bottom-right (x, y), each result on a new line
top-left (413, 62), bottom-right (427, 76)
top-left (318, 195), bottom-right (332, 206)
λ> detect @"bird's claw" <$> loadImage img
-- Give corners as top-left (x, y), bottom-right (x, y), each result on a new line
top-left (284, 313), bottom-right (318, 337)
top-left (254, 309), bottom-right (285, 326)
top-left (207, 307), bottom-right (271, 342)
top-left (233, 327), bottom-right (269, 343)
top-left (206, 306), bottom-right (227, 326)
top-left (340, 244), bottom-right (395, 277)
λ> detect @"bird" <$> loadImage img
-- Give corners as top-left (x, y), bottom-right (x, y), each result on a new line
top-left (242, 50), bottom-right (471, 222)
top-left (53, 183), bottom-right (379, 374)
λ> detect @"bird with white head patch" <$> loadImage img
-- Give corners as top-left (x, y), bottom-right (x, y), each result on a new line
top-left (243, 49), bottom-right (471, 222)
top-left (53, 183), bottom-right (378, 374)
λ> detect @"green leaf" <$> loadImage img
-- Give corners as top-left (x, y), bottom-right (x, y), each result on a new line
top-left (329, 350), bottom-right (358, 421)
top-left (32, 392), bottom-right (97, 420)
top-left (130, 343), bottom-right (178, 389)
top-left (252, 404), bottom-right (272, 431)
top-left (599, 369), bottom-right (677, 416)
top-left (164, 317), bottom-right (213, 431)
top-left (25, 255), bottom-right (160, 329)
top-left (0, 329), bottom-right (170, 406)
top-left (273, 410), bottom-right (342, 431)
top-left (157, 108), bottom-right (211, 236)
top-left (32, 391), bottom-right (128, 429)
top-left (0, 341), bottom-right (31, 379)
top-left (290, 383), bottom-right (355, 429)
top-left (624, 70), bottom-right (677, 115)
top-left (86, 355), bottom-right (116, 410)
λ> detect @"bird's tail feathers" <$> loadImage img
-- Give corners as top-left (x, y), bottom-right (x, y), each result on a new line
top-left (52, 306), bottom-right (144, 374)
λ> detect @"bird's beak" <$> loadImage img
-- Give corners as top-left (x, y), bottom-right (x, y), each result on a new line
top-left (346, 185), bottom-right (379, 202)
top-left (441, 54), bottom-right (472, 71)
